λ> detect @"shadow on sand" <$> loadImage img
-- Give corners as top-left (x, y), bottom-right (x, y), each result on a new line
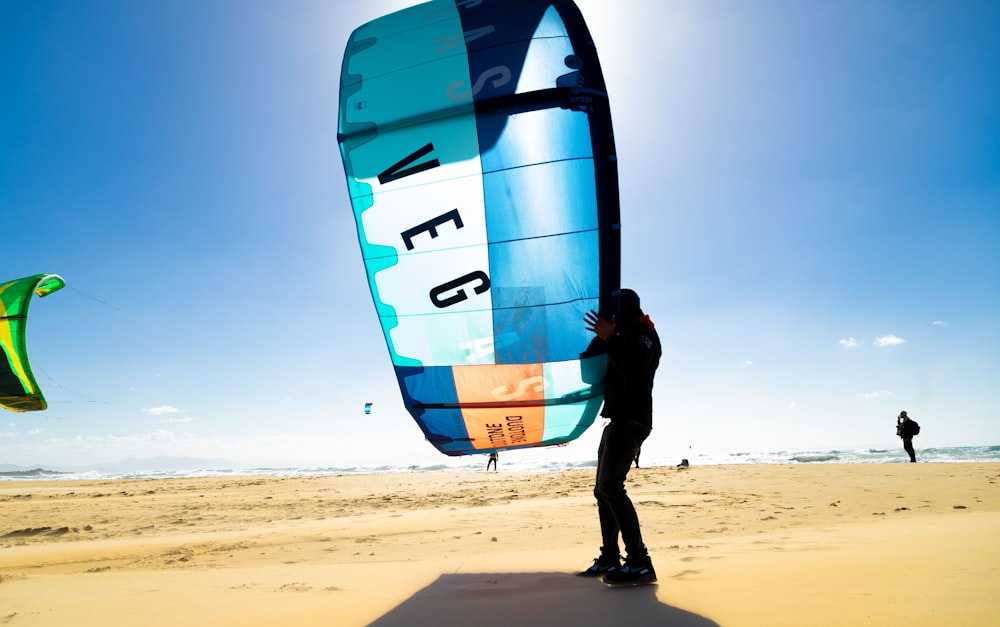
top-left (369, 572), bottom-right (718, 626)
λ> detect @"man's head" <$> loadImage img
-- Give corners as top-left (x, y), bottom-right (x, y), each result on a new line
top-left (613, 288), bottom-right (642, 325)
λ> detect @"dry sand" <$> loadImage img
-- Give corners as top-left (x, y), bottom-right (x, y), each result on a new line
top-left (2, 463), bottom-right (998, 626)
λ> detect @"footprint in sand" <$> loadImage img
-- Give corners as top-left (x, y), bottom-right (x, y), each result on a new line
top-left (2, 527), bottom-right (74, 538)
top-left (3, 527), bottom-right (50, 537)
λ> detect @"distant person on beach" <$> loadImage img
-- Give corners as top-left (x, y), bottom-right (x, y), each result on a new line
top-left (486, 452), bottom-right (498, 472)
top-left (633, 447), bottom-right (641, 469)
top-left (896, 411), bottom-right (919, 463)
top-left (579, 288), bottom-right (661, 586)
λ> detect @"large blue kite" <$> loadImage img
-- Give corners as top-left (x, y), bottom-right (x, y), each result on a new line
top-left (338, 0), bottom-right (620, 455)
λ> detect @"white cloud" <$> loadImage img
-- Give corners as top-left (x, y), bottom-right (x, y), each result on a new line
top-left (143, 406), bottom-right (185, 416)
top-left (742, 360), bottom-right (754, 367)
top-left (839, 337), bottom-right (859, 348)
top-left (861, 390), bottom-right (893, 399)
top-left (160, 417), bottom-right (195, 424)
top-left (40, 429), bottom-right (200, 455)
top-left (932, 320), bottom-right (947, 326)
top-left (9, 429), bottom-right (310, 467)
top-left (1, 431), bottom-right (17, 439)
top-left (874, 334), bottom-right (906, 347)
top-left (29, 428), bottom-right (43, 435)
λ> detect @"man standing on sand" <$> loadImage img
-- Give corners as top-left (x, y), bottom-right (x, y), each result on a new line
top-left (897, 411), bottom-right (918, 463)
top-left (578, 288), bottom-right (661, 586)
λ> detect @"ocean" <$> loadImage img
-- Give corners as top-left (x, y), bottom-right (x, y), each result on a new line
top-left (2, 445), bottom-right (998, 482)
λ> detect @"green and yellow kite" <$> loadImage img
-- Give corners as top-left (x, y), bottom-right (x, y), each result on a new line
top-left (0, 274), bottom-right (65, 412)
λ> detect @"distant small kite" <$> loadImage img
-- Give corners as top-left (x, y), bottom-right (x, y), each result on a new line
top-left (364, 401), bottom-right (373, 415)
top-left (0, 274), bottom-right (65, 412)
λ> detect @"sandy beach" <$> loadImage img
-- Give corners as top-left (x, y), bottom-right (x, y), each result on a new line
top-left (2, 463), bottom-right (998, 626)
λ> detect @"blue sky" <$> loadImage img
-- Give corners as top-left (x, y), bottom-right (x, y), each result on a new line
top-left (2, 0), bottom-right (998, 469)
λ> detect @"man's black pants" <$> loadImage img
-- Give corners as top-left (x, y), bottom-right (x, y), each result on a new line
top-left (594, 420), bottom-right (651, 559)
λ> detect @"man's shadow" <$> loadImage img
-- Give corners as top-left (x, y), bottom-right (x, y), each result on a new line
top-left (369, 572), bottom-right (718, 626)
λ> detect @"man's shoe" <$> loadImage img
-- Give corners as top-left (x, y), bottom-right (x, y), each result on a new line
top-left (601, 555), bottom-right (657, 586)
top-left (577, 555), bottom-right (621, 577)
